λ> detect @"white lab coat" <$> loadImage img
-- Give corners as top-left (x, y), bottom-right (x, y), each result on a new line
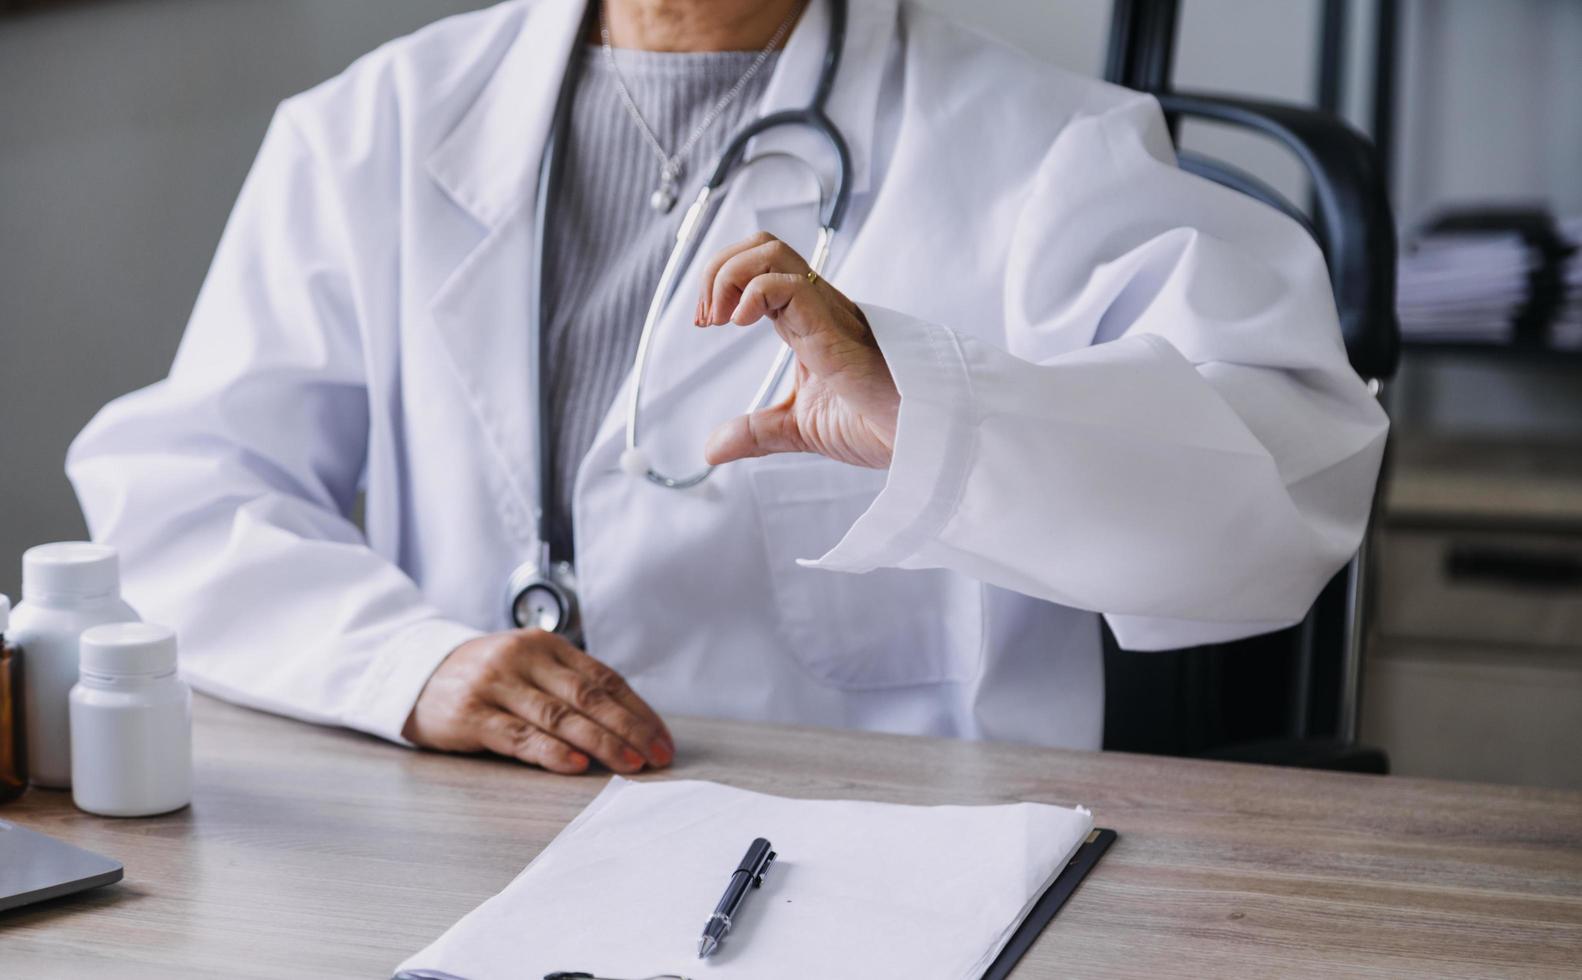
top-left (68, 0), bottom-right (1389, 751)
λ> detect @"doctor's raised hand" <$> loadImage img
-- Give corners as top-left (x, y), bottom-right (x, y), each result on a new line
top-left (403, 630), bottom-right (674, 775)
top-left (697, 232), bottom-right (900, 469)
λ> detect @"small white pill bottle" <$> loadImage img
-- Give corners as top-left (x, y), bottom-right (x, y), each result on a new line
top-left (69, 623), bottom-right (192, 817)
top-left (11, 542), bottom-right (140, 788)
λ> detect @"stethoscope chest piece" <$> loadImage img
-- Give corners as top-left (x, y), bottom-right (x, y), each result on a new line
top-left (507, 548), bottom-right (582, 642)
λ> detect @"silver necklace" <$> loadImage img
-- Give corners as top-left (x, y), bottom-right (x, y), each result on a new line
top-left (599, 1), bottom-right (802, 213)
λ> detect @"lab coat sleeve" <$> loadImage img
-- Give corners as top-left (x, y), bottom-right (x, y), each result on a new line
top-left (67, 108), bottom-right (483, 742)
top-left (811, 93), bottom-right (1389, 649)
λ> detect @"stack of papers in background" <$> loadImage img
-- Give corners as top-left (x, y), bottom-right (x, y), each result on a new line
top-left (1396, 214), bottom-right (1582, 350)
top-left (396, 778), bottom-right (1094, 980)
top-left (1396, 232), bottom-right (1533, 344)
top-left (1556, 217), bottom-right (1582, 351)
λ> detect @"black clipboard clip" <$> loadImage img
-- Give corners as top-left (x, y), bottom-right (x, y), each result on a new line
top-left (981, 828), bottom-right (1118, 980)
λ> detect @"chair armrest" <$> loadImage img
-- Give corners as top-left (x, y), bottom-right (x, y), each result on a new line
top-left (1173, 150), bottom-right (1317, 239)
top-left (1157, 91), bottom-right (1401, 380)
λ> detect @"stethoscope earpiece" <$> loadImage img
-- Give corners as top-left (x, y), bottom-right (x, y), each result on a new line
top-left (618, 447), bottom-right (651, 478)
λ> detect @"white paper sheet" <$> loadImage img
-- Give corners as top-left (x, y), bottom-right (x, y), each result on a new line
top-left (396, 778), bottom-right (1094, 980)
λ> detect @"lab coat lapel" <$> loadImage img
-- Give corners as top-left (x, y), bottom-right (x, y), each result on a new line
top-left (424, 0), bottom-right (585, 546)
top-left (582, 0), bottom-right (897, 464)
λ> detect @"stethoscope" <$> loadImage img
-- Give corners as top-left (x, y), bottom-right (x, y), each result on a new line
top-left (506, 0), bottom-right (854, 636)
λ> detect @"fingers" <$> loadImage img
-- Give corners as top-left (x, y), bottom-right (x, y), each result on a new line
top-left (700, 234), bottom-right (807, 326)
top-left (704, 403), bottom-right (806, 465)
top-left (732, 272), bottom-right (814, 330)
top-left (493, 679), bottom-right (650, 775)
top-left (518, 641), bottom-right (675, 771)
top-left (699, 232), bottom-right (870, 330)
top-left (554, 643), bottom-right (676, 754)
top-left (412, 631), bottom-right (677, 776)
top-left (475, 710), bottom-right (590, 775)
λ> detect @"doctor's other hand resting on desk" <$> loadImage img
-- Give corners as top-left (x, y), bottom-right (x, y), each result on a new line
top-left (405, 629), bottom-right (673, 774)
top-left (67, 0), bottom-right (1390, 771)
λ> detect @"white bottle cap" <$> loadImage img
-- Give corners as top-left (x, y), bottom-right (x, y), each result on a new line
top-left (22, 542), bottom-right (121, 601)
top-left (0, 594), bottom-right (9, 633)
top-left (80, 622), bottom-right (177, 678)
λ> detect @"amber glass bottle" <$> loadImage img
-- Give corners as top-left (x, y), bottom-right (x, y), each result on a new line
top-left (0, 595), bottom-right (26, 802)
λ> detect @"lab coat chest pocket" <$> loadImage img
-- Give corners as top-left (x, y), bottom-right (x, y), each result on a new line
top-left (748, 458), bottom-right (984, 689)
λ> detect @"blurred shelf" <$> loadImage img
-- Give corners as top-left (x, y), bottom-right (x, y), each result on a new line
top-left (1402, 339), bottom-right (1582, 364)
top-left (1384, 435), bottom-right (1582, 531)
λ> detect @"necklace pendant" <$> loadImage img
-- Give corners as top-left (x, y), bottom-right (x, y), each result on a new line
top-left (650, 162), bottom-right (682, 213)
top-left (649, 183), bottom-right (678, 214)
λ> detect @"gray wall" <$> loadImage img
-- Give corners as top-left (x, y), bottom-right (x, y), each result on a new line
top-left (0, 0), bottom-right (489, 599)
top-left (1396, 0), bottom-right (1582, 230)
top-left (2, 0), bottom-right (1579, 601)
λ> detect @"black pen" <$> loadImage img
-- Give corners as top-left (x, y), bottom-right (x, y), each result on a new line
top-left (698, 837), bottom-right (775, 959)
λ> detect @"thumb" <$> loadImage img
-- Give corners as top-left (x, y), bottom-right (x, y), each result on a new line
top-left (704, 404), bottom-right (807, 465)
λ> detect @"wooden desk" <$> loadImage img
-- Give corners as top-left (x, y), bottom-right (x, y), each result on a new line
top-left (3, 696), bottom-right (1580, 978)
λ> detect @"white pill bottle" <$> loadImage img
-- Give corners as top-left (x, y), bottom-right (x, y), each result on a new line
top-left (10, 542), bottom-right (140, 787)
top-left (70, 622), bottom-right (192, 817)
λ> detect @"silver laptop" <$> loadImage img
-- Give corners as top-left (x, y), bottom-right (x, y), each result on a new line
top-left (0, 818), bottom-right (123, 911)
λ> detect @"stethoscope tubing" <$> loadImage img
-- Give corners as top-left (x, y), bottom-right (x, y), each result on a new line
top-left (623, 0), bottom-right (851, 490)
top-left (509, 0), bottom-right (854, 630)
top-left (510, 0), bottom-right (852, 627)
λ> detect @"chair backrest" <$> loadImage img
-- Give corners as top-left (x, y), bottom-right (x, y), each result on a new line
top-left (1105, 0), bottom-right (1401, 381)
top-left (1099, 0), bottom-right (1396, 766)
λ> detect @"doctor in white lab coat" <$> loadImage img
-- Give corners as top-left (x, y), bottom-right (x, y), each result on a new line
top-left (68, 0), bottom-right (1389, 775)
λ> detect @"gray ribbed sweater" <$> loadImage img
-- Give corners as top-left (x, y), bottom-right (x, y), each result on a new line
top-left (541, 46), bottom-right (778, 561)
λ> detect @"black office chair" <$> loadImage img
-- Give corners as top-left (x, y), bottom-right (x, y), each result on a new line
top-left (1098, 0), bottom-right (1399, 773)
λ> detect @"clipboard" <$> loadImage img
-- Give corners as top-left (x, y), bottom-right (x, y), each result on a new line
top-left (396, 829), bottom-right (1117, 980)
top-left (981, 828), bottom-right (1117, 980)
